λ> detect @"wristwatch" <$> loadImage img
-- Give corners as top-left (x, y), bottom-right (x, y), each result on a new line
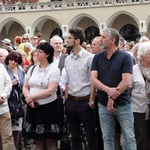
top-left (108, 95), bottom-right (111, 99)
top-left (108, 95), bottom-right (114, 100)
top-left (89, 100), bottom-right (94, 105)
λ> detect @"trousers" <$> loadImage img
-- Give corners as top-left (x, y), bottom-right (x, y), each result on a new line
top-left (98, 103), bottom-right (137, 150)
top-left (0, 112), bottom-right (15, 150)
top-left (65, 97), bottom-right (98, 150)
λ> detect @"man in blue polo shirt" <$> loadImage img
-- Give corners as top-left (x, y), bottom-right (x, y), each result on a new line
top-left (91, 28), bottom-right (137, 150)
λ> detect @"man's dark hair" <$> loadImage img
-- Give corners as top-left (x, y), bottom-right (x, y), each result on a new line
top-left (37, 32), bottom-right (43, 38)
top-left (69, 27), bottom-right (85, 45)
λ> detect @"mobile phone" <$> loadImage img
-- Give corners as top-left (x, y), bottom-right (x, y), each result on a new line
top-left (34, 102), bottom-right (39, 108)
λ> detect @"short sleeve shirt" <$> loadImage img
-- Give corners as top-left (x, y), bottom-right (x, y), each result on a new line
top-left (91, 49), bottom-right (133, 106)
top-left (65, 48), bottom-right (93, 97)
top-left (26, 63), bottom-right (60, 105)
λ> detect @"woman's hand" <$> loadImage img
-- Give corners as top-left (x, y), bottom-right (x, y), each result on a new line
top-left (12, 79), bottom-right (18, 85)
top-left (28, 101), bottom-right (35, 108)
top-left (25, 95), bottom-right (34, 105)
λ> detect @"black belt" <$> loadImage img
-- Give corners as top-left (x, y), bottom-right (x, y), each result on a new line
top-left (68, 94), bottom-right (90, 101)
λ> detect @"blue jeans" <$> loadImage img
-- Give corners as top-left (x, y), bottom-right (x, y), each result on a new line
top-left (98, 103), bottom-right (137, 150)
top-left (65, 97), bottom-right (98, 150)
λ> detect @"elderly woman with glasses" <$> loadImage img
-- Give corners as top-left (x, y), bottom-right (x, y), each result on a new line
top-left (130, 42), bottom-right (150, 150)
top-left (23, 42), bottom-right (60, 150)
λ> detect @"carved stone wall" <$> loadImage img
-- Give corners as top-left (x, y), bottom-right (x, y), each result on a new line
top-left (2, 0), bottom-right (39, 4)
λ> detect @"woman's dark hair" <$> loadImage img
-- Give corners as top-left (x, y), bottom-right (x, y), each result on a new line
top-left (5, 51), bottom-right (23, 65)
top-left (37, 42), bottom-right (54, 64)
top-left (69, 27), bottom-right (85, 45)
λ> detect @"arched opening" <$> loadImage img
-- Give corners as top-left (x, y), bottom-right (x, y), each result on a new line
top-left (49, 28), bottom-right (63, 42)
top-left (85, 26), bottom-right (100, 44)
top-left (0, 21), bottom-right (25, 46)
top-left (50, 28), bottom-right (62, 38)
top-left (119, 24), bottom-right (140, 42)
top-left (33, 18), bottom-right (61, 42)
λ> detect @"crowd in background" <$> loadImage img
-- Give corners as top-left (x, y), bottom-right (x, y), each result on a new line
top-left (0, 27), bottom-right (150, 150)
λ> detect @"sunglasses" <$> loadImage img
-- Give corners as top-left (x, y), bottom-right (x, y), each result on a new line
top-left (9, 58), bottom-right (19, 62)
top-left (23, 38), bottom-right (29, 40)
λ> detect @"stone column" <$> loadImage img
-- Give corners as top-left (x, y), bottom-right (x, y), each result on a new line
top-left (139, 20), bottom-right (147, 37)
top-left (26, 26), bottom-right (32, 37)
top-left (99, 23), bottom-right (106, 35)
top-left (62, 24), bottom-right (68, 44)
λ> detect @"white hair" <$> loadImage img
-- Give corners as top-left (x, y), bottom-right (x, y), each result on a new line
top-left (50, 35), bottom-right (63, 45)
top-left (39, 40), bottom-right (47, 43)
top-left (137, 42), bottom-right (150, 61)
top-left (132, 43), bottom-right (141, 54)
top-left (24, 42), bottom-right (33, 50)
top-left (139, 36), bottom-right (149, 43)
top-left (0, 48), bottom-right (9, 56)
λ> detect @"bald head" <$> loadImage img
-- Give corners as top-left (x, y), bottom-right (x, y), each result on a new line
top-left (91, 36), bottom-right (102, 54)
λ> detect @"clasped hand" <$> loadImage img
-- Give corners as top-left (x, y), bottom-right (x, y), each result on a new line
top-left (25, 95), bottom-right (36, 108)
top-left (107, 87), bottom-right (120, 100)
top-left (107, 98), bottom-right (115, 112)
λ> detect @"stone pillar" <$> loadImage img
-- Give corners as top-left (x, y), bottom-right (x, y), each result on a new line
top-left (139, 20), bottom-right (147, 37)
top-left (62, 24), bottom-right (68, 44)
top-left (26, 26), bottom-right (32, 37)
top-left (99, 23), bottom-right (106, 35)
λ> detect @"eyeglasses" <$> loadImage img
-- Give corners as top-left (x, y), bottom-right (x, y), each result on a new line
top-left (36, 50), bottom-right (45, 54)
top-left (33, 38), bottom-right (38, 40)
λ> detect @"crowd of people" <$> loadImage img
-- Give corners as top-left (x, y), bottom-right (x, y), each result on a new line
top-left (0, 27), bottom-right (150, 150)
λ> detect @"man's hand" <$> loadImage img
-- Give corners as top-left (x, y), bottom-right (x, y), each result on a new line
top-left (107, 98), bottom-right (116, 112)
top-left (88, 100), bottom-right (95, 109)
top-left (107, 87), bottom-right (120, 100)
top-left (0, 97), bottom-right (5, 104)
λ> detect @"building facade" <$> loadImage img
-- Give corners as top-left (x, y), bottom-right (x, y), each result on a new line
top-left (0, 0), bottom-right (150, 45)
